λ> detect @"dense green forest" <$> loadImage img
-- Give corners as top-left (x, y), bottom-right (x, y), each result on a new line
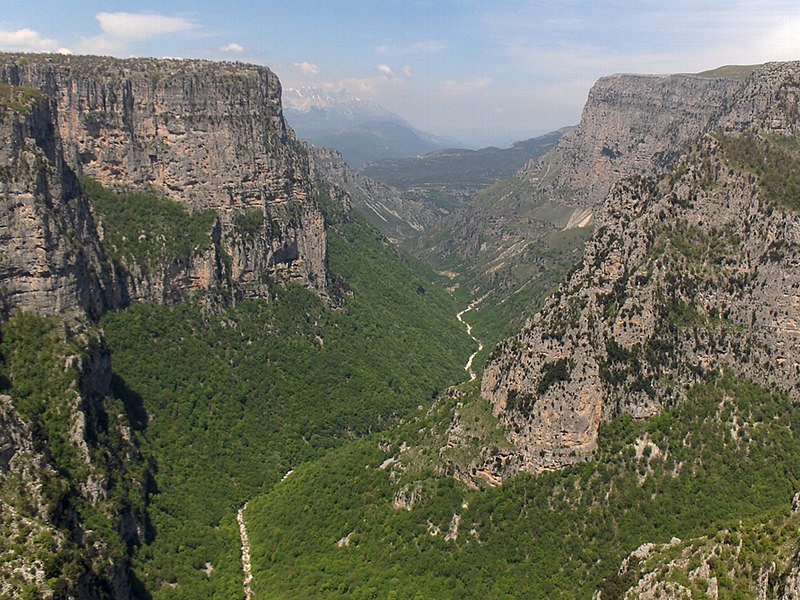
top-left (0, 314), bottom-right (144, 597)
top-left (245, 375), bottom-right (800, 598)
top-left (89, 183), bottom-right (474, 597)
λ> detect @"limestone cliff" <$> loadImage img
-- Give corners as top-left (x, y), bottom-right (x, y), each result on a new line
top-left (481, 61), bottom-right (800, 476)
top-left (519, 68), bottom-right (750, 213)
top-left (418, 68), bottom-right (749, 282)
top-left (0, 53), bottom-right (338, 598)
top-left (0, 83), bottom-right (119, 319)
top-left (0, 52), bottom-right (331, 303)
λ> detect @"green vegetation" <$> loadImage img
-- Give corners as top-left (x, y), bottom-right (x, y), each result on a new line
top-left (0, 83), bottom-right (43, 113)
top-left (98, 198), bottom-right (473, 597)
top-left (602, 505), bottom-right (800, 598)
top-left (406, 176), bottom-right (589, 362)
top-left (0, 313), bottom-right (143, 596)
top-left (247, 374), bottom-right (800, 598)
top-left (232, 207), bottom-right (267, 240)
top-left (695, 65), bottom-right (758, 80)
top-left (362, 132), bottom-right (562, 191)
top-left (82, 177), bottom-right (217, 272)
top-left (718, 132), bottom-right (800, 211)
top-left (437, 221), bottom-right (590, 378)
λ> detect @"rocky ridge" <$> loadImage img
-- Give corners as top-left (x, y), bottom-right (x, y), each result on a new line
top-left (0, 53), bottom-right (347, 599)
top-left (595, 495), bottom-right (800, 599)
top-left (308, 145), bottom-right (444, 240)
top-left (479, 61), bottom-right (800, 478)
top-left (405, 72), bottom-right (747, 344)
top-left (0, 83), bottom-right (118, 319)
top-left (0, 52), bottom-right (331, 304)
top-left (519, 70), bottom-right (751, 212)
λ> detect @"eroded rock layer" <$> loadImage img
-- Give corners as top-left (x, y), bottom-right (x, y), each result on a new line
top-left (482, 61), bottom-right (800, 475)
top-left (0, 53), bottom-right (330, 303)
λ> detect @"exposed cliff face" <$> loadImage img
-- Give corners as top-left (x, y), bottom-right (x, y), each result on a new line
top-left (0, 54), bottom-right (337, 598)
top-left (481, 61), bottom-right (800, 477)
top-left (519, 70), bottom-right (750, 212)
top-left (0, 52), bottom-right (330, 303)
top-left (308, 144), bottom-right (440, 240)
top-left (0, 84), bottom-right (119, 319)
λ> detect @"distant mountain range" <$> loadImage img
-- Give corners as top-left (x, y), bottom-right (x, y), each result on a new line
top-left (283, 87), bottom-right (454, 166)
top-left (362, 129), bottom-right (569, 190)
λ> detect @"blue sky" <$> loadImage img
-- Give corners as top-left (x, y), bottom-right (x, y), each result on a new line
top-left (1, 1), bottom-right (798, 147)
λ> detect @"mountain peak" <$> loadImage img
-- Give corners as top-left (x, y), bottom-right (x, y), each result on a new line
top-left (283, 85), bottom-right (453, 166)
top-left (283, 86), bottom-right (406, 125)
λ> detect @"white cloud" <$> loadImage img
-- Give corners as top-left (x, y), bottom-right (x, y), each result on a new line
top-left (95, 12), bottom-right (195, 42)
top-left (220, 43), bottom-right (244, 54)
top-left (293, 61), bottom-right (320, 76)
top-left (0, 28), bottom-right (62, 52)
top-left (402, 65), bottom-right (414, 77)
top-left (75, 12), bottom-right (197, 56)
top-left (376, 64), bottom-right (395, 78)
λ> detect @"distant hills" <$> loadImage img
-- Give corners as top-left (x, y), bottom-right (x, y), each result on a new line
top-left (283, 87), bottom-right (453, 166)
top-left (362, 129), bottom-right (569, 204)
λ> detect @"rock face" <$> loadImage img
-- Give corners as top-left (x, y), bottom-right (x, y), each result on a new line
top-left (481, 61), bottom-right (800, 476)
top-left (308, 144), bottom-right (440, 239)
top-left (0, 84), bottom-right (119, 319)
top-left (519, 69), bottom-right (750, 211)
top-left (0, 54), bottom-right (340, 599)
top-left (0, 52), bottom-right (331, 304)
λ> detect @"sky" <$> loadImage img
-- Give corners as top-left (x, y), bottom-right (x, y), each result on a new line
top-left (1, 1), bottom-right (798, 148)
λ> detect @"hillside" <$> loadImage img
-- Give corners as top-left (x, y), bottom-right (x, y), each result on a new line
top-left (241, 61), bottom-right (800, 597)
top-left (0, 54), bottom-right (473, 598)
top-left (361, 129), bottom-right (567, 212)
top-left (101, 192), bottom-right (473, 597)
top-left (245, 376), bottom-right (800, 598)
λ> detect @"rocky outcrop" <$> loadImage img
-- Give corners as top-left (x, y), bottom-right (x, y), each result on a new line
top-left (481, 61), bottom-right (800, 476)
top-left (0, 84), bottom-right (119, 319)
top-left (0, 320), bottom-right (149, 599)
top-left (595, 494), bottom-right (800, 599)
top-left (519, 69), bottom-right (750, 210)
top-left (308, 144), bottom-right (439, 240)
top-left (0, 52), bottom-right (331, 303)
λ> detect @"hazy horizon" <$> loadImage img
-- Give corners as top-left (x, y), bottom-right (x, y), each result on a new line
top-left (1, 1), bottom-right (798, 148)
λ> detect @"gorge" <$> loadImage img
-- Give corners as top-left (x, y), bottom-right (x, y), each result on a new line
top-left (1, 51), bottom-right (799, 599)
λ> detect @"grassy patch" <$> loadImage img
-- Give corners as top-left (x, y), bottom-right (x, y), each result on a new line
top-left (718, 132), bottom-right (800, 211)
top-left (0, 83), bottom-right (44, 113)
top-left (82, 177), bottom-right (216, 272)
